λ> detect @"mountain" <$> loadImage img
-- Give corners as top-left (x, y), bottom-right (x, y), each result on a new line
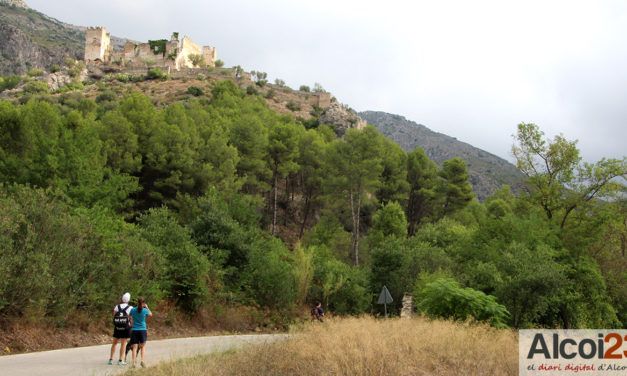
top-left (0, 1), bottom-right (128, 75)
top-left (0, 1), bottom-right (523, 201)
top-left (0, 1), bottom-right (84, 74)
top-left (359, 111), bottom-right (524, 200)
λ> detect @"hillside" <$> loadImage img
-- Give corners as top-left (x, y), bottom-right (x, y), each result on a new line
top-left (1, 0), bottom-right (624, 341)
top-left (360, 111), bottom-right (524, 200)
top-left (0, 1), bottom-right (128, 75)
top-left (0, 0), bottom-right (521, 200)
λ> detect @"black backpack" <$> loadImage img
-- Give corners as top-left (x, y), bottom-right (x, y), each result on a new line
top-left (113, 304), bottom-right (130, 330)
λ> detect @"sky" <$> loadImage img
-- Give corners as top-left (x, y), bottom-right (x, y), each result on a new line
top-left (27, 0), bottom-right (627, 162)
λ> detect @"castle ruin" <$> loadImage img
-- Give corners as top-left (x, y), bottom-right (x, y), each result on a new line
top-left (84, 27), bottom-right (217, 70)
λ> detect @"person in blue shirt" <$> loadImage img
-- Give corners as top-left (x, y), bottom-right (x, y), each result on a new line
top-left (129, 297), bottom-right (153, 368)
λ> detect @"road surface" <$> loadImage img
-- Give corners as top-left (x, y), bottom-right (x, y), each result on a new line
top-left (0, 334), bottom-right (286, 376)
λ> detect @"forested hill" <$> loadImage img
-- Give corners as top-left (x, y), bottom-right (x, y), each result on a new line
top-left (1, 0), bottom-right (625, 339)
top-left (360, 111), bottom-right (524, 200)
top-left (1, 0), bottom-right (521, 203)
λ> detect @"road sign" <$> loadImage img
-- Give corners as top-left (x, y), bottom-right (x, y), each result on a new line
top-left (377, 285), bottom-right (393, 317)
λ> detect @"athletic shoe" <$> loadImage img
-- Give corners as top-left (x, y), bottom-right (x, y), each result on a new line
top-left (140, 361), bottom-right (146, 368)
top-left (118, 360), bottom-right (127, 366)
top-left (107, 359), bottom-right (113, 365)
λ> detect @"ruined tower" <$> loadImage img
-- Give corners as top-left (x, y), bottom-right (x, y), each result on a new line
top-left (202, 46), bottom-right (217, 67)
top-left (84, 27), bottom-right (112, 63)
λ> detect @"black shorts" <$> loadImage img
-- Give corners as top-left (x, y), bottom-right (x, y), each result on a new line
top-left (113, 327), bottom-right (131, 339)
top-left (130, 330), bottom-right (148, 344)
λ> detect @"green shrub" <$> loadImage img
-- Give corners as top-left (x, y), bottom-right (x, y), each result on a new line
top-left (286, 100), bottom-right (301, 112)
top-left (251, 71), bottom-right (268, 87)
top-left (146, 68), bottom-right (167, 80)
top-left (95, 90), bottom-right (117, 103)
top-left (416, 277), bottom-right (510, 327)
top-left (68, 61), bottom-right (85, 78)
top-left (54, 81), bottom-right (84, 93)
top-left (0, 186), bottom-right (164, 323)
top-left (234, 65), bottom-right (244, 78)
top-left (245, 237), bottom-right (299, 309)
top-left (309, 105), bottom-right (324, 117)
top-left (246, 85), bottom-right (258, 96)
top-left (188, 54), bottom-right (204, 67)
top-left (0, 75), bottom-right (21, 92)
top-left (139, 208), bottom-right (215, 312)
top-left (27, 68), bottom-right (44, 77)
top-left (50, 64), bottom-right (61, 73)
top-left (186, 86), bottom-right (204, 97)
top-left (214, 59), bottom-right (224, 68)
top-left (189, 190), bottom-right (262, 288)
top-left (371, 202), bottom-right (407, 238)
top-left (309, 246), bottom-right (370, 314)
top-left (313, 83), bottom-right (326, 93)
top-left (299, 85), bottom-right (311, 92)
top-left (114, 73), bottom-right (131, 83)
top-left (22, 80), bottom-right (49, 94)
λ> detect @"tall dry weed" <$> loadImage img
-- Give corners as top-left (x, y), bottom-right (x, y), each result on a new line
top-left (127, 316), bottom-right (518, 376)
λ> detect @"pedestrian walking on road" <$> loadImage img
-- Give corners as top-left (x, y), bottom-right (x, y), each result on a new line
top-left (129, 297), bottom-right (152, 368)
top-left (109, 292), bottom-right (132, 366)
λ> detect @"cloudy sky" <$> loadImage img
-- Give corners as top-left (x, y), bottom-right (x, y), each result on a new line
top-left (28, 0), bottom-right (626, 162)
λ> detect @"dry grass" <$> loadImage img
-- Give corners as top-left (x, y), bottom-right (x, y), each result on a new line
top-left (126, 316), bottom-right (518, 376)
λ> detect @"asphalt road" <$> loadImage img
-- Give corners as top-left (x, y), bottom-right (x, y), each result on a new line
top-left (0, 334), bottom-right (286, 376)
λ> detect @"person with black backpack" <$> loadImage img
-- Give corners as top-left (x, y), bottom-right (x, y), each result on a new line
top-left (108, 292), bottom-right (133, 366)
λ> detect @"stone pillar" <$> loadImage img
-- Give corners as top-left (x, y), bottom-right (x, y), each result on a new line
top-left (400, 293), bottom-right (413, 319)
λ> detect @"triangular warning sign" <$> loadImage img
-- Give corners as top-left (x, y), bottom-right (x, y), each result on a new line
top-left (377, 285), bottom-right (393, 305)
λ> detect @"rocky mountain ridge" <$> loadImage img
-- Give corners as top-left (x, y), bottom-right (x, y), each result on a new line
top-left (0, 2), bottom-right (128, 75)
top-left (359, 111), bottom-right (524, 200)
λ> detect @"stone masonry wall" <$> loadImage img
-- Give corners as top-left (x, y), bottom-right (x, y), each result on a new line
top-left (202, 46), bottom-right (217, 67)
top-left (176, 36), bottom-right (203, 70)
top-left (84, 27), bottom-right (111, 63)
top-left (85, 27), bottom-right (216, 71)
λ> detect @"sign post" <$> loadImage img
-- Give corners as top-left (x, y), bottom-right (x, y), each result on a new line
top-left (377, 285), bottom-right (393, 317)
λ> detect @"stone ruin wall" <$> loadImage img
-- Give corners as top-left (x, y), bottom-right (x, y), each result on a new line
top-left (176, 36), bottom-right (202, 70)
top-left (84, 27), bottom-right (111, 63)
top-left (84, 27), bottom-right (216, 71)
top-left (114, 40), bottom-right (178, 70)
top-left (202, 46), bottom-right (217, 67)
top-left (309, 92), bottom-right (331, 108)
